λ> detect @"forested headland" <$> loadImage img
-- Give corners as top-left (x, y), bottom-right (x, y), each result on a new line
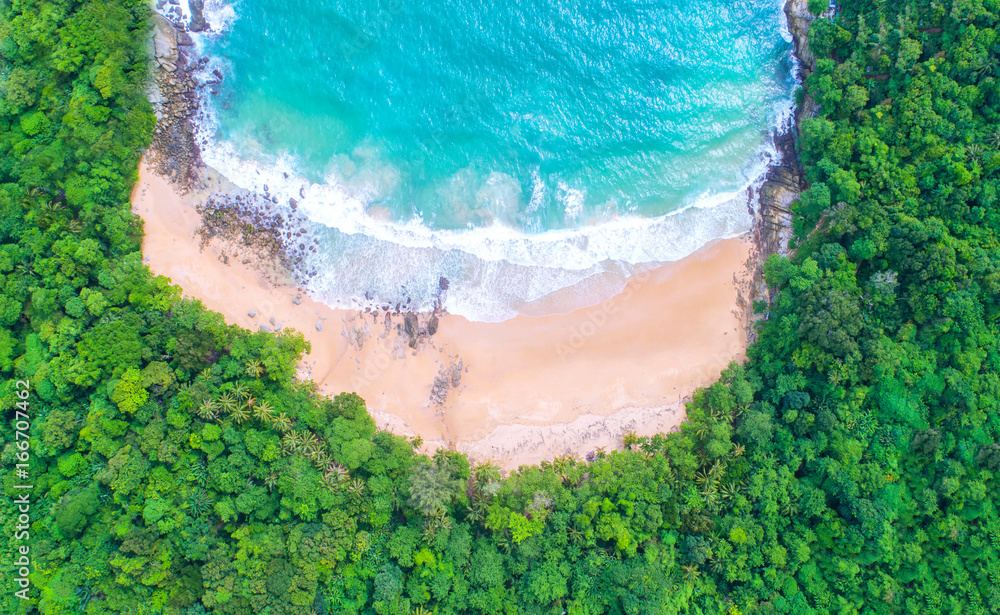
top-left (2, 0), bottom-right (1000, 613)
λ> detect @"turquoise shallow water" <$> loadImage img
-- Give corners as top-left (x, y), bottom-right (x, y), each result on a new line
top-left (194, 0), bottom-right (794, 320)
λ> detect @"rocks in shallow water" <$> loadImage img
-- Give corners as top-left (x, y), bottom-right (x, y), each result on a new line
top-left (439, 277), bottom-right (450, 291)
top-left (188, 0), bottom-right (209, 31)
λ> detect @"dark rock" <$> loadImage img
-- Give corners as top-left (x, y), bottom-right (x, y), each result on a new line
top-left (188, 0), bottom-right (209, 32)
top-left (427, 315), bottom-right (439, 336)
top-left (439, 277), bottom-right (450, 291)
top-left (404, 312), bottom-right (418, 337)
top-left (289, 198), bottom-right (298, 209)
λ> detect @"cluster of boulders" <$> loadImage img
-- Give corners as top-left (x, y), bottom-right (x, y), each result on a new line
top-left (429, 357), bottom-right (464, 406)
top-left (196, 190), bottom-right (323, 282)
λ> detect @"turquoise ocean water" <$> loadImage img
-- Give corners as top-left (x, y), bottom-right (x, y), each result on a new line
top-left (191, 0), bottom-right (795, 321)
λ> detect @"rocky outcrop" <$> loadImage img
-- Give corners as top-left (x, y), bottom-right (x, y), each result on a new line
top-left (189, 0), bottom-right (209, 32)
top-left (429, 358), bottom-right (463, 406)
top-left (785, 0), bottom-right (817, 76)
top-left (145, 15), bottom-right (203, 189)
top-left (151, 15), bottom-right (180, 72)
top-left (785, 0), bottom-right (822, 142)
top-left (740, 0), bottom-right (818, 341)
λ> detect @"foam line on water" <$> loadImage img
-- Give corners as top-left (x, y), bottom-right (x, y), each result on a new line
top-left (189, 83), bottom-right (783, 321)
top-left (171, 0), bottom-right (796, 322)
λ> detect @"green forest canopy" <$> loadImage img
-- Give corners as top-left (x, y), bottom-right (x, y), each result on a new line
top-left (2, 0), bottom-right (1000, 613)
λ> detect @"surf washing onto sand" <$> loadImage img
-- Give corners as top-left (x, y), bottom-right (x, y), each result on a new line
top-left (176, 0), bottom-right (795, 322)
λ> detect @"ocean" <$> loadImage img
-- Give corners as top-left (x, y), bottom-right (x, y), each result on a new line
top-left (185, 0), bottom-right (795, 321)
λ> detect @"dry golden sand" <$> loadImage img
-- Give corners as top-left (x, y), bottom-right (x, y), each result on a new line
top-left (132, 163), bottom-right (753, 469)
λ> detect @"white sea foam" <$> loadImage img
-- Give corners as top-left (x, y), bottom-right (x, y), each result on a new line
top-left (196, 127), bottom-right (764, 320)
top-left (178, 0), bottom-right (798, 322)
top-left (557, 181), bottom-right (586, 222)
top-left (153, 0), bottom-right (237, 54)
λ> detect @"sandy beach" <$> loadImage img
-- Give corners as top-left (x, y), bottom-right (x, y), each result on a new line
top-left (132, 163), bottom-right (754, 469)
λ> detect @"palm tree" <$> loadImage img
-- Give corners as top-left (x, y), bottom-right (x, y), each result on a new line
top-left (231, 404), bottom-right (251, 424)
top-left (253, 400), bottom-right (274, 423)
top-left (719, 482), bottom-right (742, 504)
top-left (197, 399), bottom-right (219, 421)
top-left (324, 463), bottom-right (349, 485)
top-left (972, 57), bottom-right (997, 79)
top-left (781, 499), bottom-right (800, 517)
top-left (707, 460), bottom-right (726, 481)
top-left (281, 432), bottom-right (300, 455)
top-left (868, 23), bottom-right (889, 61)
top-left (264, 472), bottom-right (279, 492)
top-left (551, 454), bottom-right (576, 486)
top-left (701, 485), bottom-right (721, 510)
top-left (322, 474), bottom-right (341, 492)
top-left (245, 359), bottom-right (264, 378)
top-left (188, 490), bottom-right (214, 519)
top-left (272, 412), bottom-right (293, 432)
top-left (231, 382), bottom-right (249, 401)
top-left (313, 451), bottom-right (333, 469)
top-left (467, 500), bottom-right (488, 525)
top-left (348, 478), bottom-right (365, 496)
top-left (990, 129), bottom-right (1000, 150)
top-left (303, 434), bottom-right (324, 460)
top-left (408, 461), bottom-right (464, 516)
top-left (217, 392), bottom-right (236, 414)
top-left (188, 459), bottom-right (208, 487)
top-left (695, 469), bottom-right (716, 489)
top-left (473, 461), bottom-right (502, 485)
top-left (622, 430), bottom-right (641, 450)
